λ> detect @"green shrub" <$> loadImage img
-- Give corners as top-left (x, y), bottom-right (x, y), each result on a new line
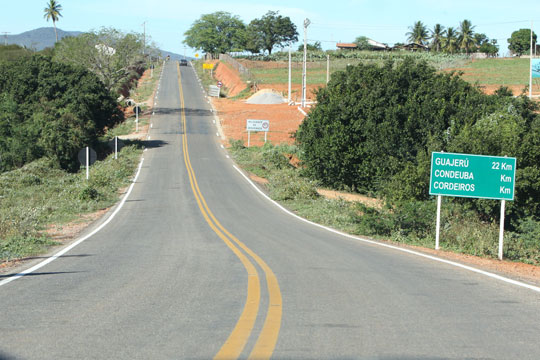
top-left (268, 168), bottom-right (318, 201)
top-left (79, 185), bottom-right (100, 201)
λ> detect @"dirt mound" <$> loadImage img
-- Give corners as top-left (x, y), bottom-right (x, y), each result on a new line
top-left (246, 89), bottom-right (285, 104)
top-left (215, 62), bottom-right (247, 97)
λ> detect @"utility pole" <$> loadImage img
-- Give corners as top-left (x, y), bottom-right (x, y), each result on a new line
top-left (301, 18), bottom-right (311, 108)
top-left (530, 20), bottom-right (533, 99)
top-left (1, 32), bottom-right (9, 46)
top-left (184, 46), bottom-right (187, 59)
top-left (326, 54), bottom-right (330, 84)
top-left (288, 42), bottom-right (292, 104)
top-left (142, 21), bottom-right (146, 56)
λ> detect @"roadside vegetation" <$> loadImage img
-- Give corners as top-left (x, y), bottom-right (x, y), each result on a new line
top-left (228, 58), bottom-right (540, 266)
top-left (0, 146), bottom-right (142, 261)
top-left (0, 28), bottom-right (160, 263)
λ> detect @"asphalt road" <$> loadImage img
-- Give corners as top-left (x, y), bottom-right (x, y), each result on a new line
top-left (1, 60), bottom-right (539, 360)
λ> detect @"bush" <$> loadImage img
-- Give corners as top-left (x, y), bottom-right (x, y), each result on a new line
top-left (296, 58), bottom-right (540, 224)
top-left (0, 54), bottom-right (122, 172)
top-left (268, 168), bottom-right (319, 201)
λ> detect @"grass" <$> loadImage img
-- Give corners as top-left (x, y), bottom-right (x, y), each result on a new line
top-left (0, 145), bottom-right (143, 261)
top-left (132, 63), bottom-right (163, 103)
top-left (105, 115), bottom-right (150, 139)
top-left (243, 54), bottom-right (470, 85)
top-left (454, 57), bottom-right (530, 85)
top-left (228, 141), bottom-right (540, 265)
top-left (241, 55), bottom-right (538, 92)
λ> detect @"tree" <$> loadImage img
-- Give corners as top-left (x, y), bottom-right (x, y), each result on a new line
top-left (479, 42), bottom-right (498, 56)
top-left (430, 24), bottom-right (446, 52)
top-left (43, 0), bottom-right (62, 43)
top-left (508, 29), bottom-right (537, 56)
top-left (354, 36), bottom-right (374, 50)
top-left (443, 27), bottom-right (459, 54)
top-left (184, 12), bottom-right (246, 57)
top-left (458, 19), bottom-right (476, 54)
top-left (406, 21), bottom-right (428, 44)
top-left (248, 11), bottom-right (298, 55)
top-left (54, 28), bottom-right (147, 95)
top-left (298, 41), bottom-right (322, 52)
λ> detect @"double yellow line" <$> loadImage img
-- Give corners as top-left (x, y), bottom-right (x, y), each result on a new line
top-left (176, 63), bottom-right (282, 359)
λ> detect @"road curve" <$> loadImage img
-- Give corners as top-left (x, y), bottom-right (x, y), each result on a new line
top-left (0, 60), bottom-right (539, 360)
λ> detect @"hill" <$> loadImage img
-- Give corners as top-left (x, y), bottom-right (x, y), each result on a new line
top-left (4, 27), bottom-right (82, 50)
top-left (2, 27), bottom-right (191, 59)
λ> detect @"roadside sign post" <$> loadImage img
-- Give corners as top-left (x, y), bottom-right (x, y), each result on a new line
top-left (246, 119), bottom-right (270, 147)
top-left (134, 105), bottom-right (140, 133)
top-left (78, 147), bottom-right (97, 181)
top-left (429, 152), bottom-right (516, 259)
top-left (86, 147), bottom-right (89, 180)
top-left (435, 194), bottom-right (442, 250)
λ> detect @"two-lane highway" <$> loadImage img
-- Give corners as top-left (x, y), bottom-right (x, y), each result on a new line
top-left (1, 60), bottom-right (539, 359)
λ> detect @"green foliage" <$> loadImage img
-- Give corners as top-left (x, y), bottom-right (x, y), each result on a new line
top-left (296, 59), bottom-right (489, 193)
top-left (54, 27), bottom-right (148, 95)
top-left (295, 58), bottom-right (540, 226)
top-left (184, 12), bottom-right (246, 57)
top-left (478, 42), bottom-right (498, 56)
top-left (298, 41), bottom-right (322, 52)
top-left (507, 29), bottom-right (537, 56)
top-left (406, 21), bottom-right (429, 44)
top-left (0, 54), bottom-right (121, 171)
top-left (268, 168), bottom-right (319, 201)
top-left (353, 36), bottom-right (373, 50)
top-left (246, 11), bottom-right (298, 55)
top-left (0, 44), bottom-right (33, 62)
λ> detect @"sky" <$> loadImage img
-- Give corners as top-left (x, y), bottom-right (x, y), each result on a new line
top-left (3, 0), bottom-right (540, 57)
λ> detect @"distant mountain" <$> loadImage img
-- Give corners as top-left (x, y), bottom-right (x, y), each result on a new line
top-left (4, 27), bottom-right (83, 50)
top-left (3, 27), bottom-right (192, 60)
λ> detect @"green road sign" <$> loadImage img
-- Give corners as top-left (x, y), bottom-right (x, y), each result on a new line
top-left (429, 152), bottom-right (516, 201)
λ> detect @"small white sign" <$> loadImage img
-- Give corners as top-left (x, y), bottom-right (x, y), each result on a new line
top-left (208, 85), bottom-right (220, 97)
top-left (246, 119), bottom-right (270, 132)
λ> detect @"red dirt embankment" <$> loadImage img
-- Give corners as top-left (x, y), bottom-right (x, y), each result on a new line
top-left (214, 62), bottom-right (247, 97)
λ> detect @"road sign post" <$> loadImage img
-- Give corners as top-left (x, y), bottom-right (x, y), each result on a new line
top-left (78, 147), bottom-right (97, 181)
top-left (429, 152), bottom-right (516, 259)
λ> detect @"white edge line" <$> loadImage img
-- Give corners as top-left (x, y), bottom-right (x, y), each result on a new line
top-left (220, 144), bottom-right (225, 149)
top-left (0, 157), bottom-right (146, 288)
top-left (232, 164), bottom-right (540, 294)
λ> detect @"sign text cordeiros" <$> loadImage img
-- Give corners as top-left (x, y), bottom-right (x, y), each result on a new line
top-left (429, 152), bottom-right (516, 201)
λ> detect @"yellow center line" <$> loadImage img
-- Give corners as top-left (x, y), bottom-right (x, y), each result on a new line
top-left (176, 62), bottom-right (282, 359)
top-left (177, 63), bottom-right (259, 359)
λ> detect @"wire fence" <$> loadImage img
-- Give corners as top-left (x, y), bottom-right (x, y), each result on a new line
top-left (219, 54), bottom-right (257, 83)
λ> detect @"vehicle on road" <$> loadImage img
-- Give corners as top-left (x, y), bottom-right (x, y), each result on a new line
top-left (180, 59), bottom-right (188, 66)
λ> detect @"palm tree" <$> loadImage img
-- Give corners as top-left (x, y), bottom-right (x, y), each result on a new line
top-left (443, 27), bottom-right (458, 53)
top-left (430, 24), bottom-right (446, 52)
top-left (406, 21), bottom-right (428, 45)
top-left (43, 0), bottom-right (63, 43)
top-left (458, 19), bottom-right (476, 54)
